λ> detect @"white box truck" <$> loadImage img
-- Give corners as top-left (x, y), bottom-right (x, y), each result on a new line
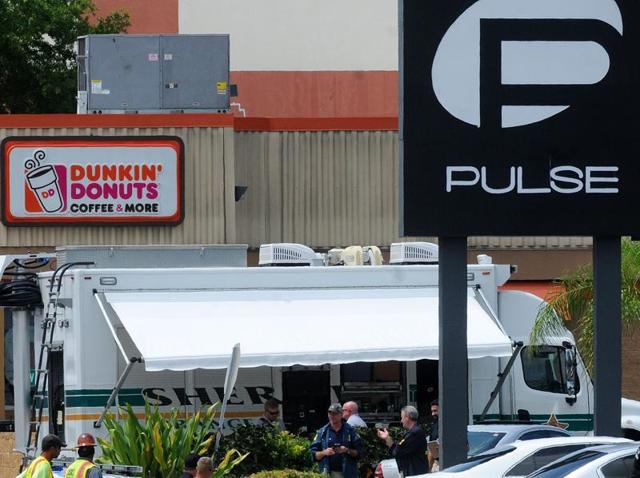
top-left (8, 243), bottom-right (640, 459)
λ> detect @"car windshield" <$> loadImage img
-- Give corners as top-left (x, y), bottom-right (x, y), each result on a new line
top-left (467, 431), bottom-right (507, 455)
top-left (443, 447), bottom-right (515, 472)
top-left (527, 450), bottom-right (605, 477)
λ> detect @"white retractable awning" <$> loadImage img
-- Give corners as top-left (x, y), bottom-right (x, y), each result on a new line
top-left (95, 287), bottom-right (513, 371)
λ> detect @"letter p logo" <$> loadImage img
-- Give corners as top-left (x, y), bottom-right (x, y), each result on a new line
top-left (431, 0), bottom-right (623, 128)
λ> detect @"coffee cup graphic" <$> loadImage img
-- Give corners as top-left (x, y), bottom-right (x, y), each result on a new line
top-left (26, 165), bottom-right (63, 213)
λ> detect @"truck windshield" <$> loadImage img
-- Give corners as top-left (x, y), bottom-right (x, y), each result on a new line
top-left (521, 346), bottom-right (580, 394)
top-left (467, 431), bottom-right (507, 456)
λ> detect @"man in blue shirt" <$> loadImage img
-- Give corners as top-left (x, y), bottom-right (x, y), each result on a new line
top-left (310, 403), bottom-right (363, 478)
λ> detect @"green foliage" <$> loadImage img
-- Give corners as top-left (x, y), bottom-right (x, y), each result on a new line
top-left (530, 238), bottom-right (640, 371)
top-left (356, 426), bottom-right (407, 468)
top-left (216, 423), bottom-right (418, 477)
top-left (249, 471), bottom-right (326, 478)
top-left (96, 401), bottom-right (247, 478)
top-left (0, 0), bottom-right (130, 113)
top-left (217, 424), bottom-right (316, 476)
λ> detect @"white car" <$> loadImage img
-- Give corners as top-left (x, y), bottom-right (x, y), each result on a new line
top-left (375, 424), bottom-right (572, 478)
top-left (527, 442), bottom-right (640, 477)
top-left (431, 436), bottom-right (631, 477)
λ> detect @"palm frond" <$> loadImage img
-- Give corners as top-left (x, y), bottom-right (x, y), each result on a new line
top-left (531, 238), bottom-right (640, 373)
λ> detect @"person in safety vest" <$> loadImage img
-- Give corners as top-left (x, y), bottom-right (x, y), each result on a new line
top-left (64, 433), bottom-right (102, 478)
top-left (19, 434), bottom-right (63, 478)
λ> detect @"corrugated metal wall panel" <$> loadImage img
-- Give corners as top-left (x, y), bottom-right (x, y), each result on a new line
top-left (235, 130), bottom-right (593, 250)
top-left (0, 126), bottom-right (233, 246)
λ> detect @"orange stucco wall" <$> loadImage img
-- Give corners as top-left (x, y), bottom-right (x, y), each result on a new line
top-left (93, 0), bottom-right (178, 34)
top-left (230, 71), bottom-right (399, 117)
top-left (500, 281), bottom-right (562, 301)
top-left (89, 3), bottom-right (398, 117)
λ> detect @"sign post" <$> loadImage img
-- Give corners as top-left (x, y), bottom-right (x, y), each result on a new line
top-left (593, 238), bottom-right (621, 436)
top-left (401, 0), bottom-right (637, 465)
top-left (438, 238), bottom-right (468, 467)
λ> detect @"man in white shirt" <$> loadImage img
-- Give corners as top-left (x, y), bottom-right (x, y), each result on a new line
top-left (342, 401), bottom-right (367, 428)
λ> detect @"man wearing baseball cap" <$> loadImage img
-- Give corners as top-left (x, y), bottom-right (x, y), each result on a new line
top-left (19, 434), bottom-right (63, 478)
top-left (309, 403), bottom-right (363, 478)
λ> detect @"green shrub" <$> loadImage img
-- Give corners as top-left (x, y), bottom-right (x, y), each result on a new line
top-left (217, 424), bottom-right (316, 476)
top-left (249, 470), bottom-right (325, 478)
top-left (97, 401), bottom-right (247, 478)
top-left (357, 427), bottom-right (407, 468)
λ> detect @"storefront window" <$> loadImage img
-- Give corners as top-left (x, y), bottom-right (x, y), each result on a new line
top-left (341, 361), bottom-right (403, 421)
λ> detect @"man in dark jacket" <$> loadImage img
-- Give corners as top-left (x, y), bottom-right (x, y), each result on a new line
top-left (377, 405), bottom-right (428, 477)
top-left (310, 403), bottom-right (363, 478)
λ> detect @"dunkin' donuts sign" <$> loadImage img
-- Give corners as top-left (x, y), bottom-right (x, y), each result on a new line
top-left (1, 137), bottom-right (184, 225)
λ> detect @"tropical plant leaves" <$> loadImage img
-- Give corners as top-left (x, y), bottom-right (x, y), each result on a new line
top-left (530, 238), bottom-right (640, 372)
top-left (97, 399), bottom-right (246, 478)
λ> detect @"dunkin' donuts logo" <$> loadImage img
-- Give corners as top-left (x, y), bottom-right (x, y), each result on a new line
top-left (24, 151), bottom-right (66, 213)
top-left (2, 137), bottom-right (184, 226)
top-left (23, 150), bottom-right (164, 215)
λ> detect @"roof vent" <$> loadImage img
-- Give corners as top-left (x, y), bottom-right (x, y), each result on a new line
top-left (259, 243), bottom-right (323, 266)
top-left (389, 242), bottom-right (438, 264)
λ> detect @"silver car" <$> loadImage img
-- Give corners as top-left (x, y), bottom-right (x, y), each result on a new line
top-left (375, 423), bottom-right (571, 478)
top-left (527, 442), bottom-right (640, 477)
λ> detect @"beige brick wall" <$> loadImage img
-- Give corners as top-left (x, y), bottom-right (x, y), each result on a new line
top-left (623, 331), bottom-right (640, 400)
top-left (0, 433), bottom-right (21, 478)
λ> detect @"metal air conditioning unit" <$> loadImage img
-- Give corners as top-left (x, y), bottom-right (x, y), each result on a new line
top-left (389, 242), bottom-right (439, 264)
top-left (77, 34), bottom-right (230, 114)
top-left (258, 243), bottom-right (324, 266)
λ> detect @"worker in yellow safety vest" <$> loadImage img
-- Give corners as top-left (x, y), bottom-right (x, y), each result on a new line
top-left (64, 433), bottom-right (103, 478)
top-left (19, 434), bottom-right (63, 478)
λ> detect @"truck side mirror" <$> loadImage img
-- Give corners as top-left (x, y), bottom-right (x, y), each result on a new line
top-left (564, 344), bottom-right (577, 405)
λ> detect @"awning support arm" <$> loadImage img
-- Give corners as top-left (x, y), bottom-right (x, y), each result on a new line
top-left (93, 356), bottom-right (142, 428)
top-left (477, 341), bottom-right (524, 422)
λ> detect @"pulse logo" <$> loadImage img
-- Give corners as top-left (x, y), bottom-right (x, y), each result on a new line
top-left (431, 0), bottom-right (623, 128)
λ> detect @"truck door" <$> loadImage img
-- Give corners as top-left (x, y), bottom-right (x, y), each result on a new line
top-left (497, 290), bottom-right (592, 433)
top-left (513, 345), bottom-right (591, 433)
top-left (282, 370), bottom-right (330, 434)
top-left (48, 346), bottom-right (65, 443)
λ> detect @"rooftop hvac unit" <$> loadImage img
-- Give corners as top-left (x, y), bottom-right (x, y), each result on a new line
top-left (259, 243), bottom-right (323, 266)
top-left (389, 242), bottom-right (439, 264)
top-left (77, 34), bottom-right (230, 114)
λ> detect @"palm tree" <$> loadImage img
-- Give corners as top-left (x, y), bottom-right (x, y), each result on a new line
top-left (530, 238), bottom-right (640, 372)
